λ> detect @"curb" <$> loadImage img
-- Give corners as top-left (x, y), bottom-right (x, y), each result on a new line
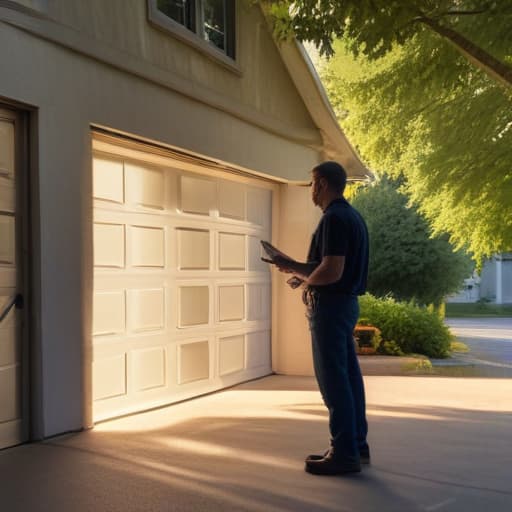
top-left (358, 355), bottom-right (433, 376)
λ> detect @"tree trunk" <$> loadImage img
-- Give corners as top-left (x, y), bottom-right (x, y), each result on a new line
top-left (419, 16), bottom-right (512, 89)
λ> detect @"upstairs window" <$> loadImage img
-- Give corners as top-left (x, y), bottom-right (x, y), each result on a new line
top-left (150, 0), bottom-right (236, 60)
top-left (156, 0), bottom-right (194, 28)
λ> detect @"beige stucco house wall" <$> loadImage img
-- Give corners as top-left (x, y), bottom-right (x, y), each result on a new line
top-left (0, 0), bottom-right (369, 442)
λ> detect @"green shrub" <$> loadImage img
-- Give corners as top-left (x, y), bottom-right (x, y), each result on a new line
top-left (378, 340), bottom-right (404, 356)
top-left (427, 302), bottom-right (446, 319)
top-left (359, 294), bottom-right (452, 358)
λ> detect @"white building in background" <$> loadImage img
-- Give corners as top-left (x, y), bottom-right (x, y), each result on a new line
top-left (479, 253), bottom-right (512, 304)
top-left (446, 273), bottom-right (481, 303)
top-left (446, 253), bottom-right (512, 304)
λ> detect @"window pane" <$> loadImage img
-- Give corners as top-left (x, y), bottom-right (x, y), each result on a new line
top-left (157, 0), bottom-right (193, 28)
top-left (201, 0), bottom-right (226, 51)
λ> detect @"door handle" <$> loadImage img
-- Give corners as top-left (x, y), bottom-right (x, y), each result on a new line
top-left (0, 294), bottom-right (23, 323)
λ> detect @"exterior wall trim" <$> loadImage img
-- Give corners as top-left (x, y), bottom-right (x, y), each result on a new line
top-left (92, 127), bottom-right (289, 185)
top-left (274, 40), bottom-right (373, 181)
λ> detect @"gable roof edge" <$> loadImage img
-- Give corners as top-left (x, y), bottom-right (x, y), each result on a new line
top-left (273, 39), bottom-right (373, 181)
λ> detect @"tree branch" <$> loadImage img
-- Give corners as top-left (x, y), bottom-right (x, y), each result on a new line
top-left (415, 16), bottom-right (512, 89)
top-left (435, 9), bottom-right (489, 17)
top-left (405, 95), bottom-right (467, 122)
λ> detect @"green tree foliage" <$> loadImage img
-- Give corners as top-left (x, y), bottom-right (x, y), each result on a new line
top-left (320, 31), bottom-right (512, 263)
top-left (352, 179), bottom-right (472, 305)
top-left (265, 0), bottom-right (512, 88)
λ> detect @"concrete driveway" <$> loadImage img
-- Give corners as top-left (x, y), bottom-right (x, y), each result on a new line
top-left (1, 375), bottom-right (512, 511)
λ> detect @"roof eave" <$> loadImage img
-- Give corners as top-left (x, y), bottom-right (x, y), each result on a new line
top-left (273, 38), bottom-right (374, 181)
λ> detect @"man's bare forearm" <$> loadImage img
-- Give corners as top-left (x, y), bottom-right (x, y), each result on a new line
top-left (306, 266), bottom-right (341, 286)
top-left (305, 256), bottom-right (345, 286)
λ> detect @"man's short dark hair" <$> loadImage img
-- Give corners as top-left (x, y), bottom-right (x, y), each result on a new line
top-left (313, 161), bottom-right (347, 195)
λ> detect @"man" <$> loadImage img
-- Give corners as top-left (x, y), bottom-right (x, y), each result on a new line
top-left (275, 161), bottom-right (370, 475)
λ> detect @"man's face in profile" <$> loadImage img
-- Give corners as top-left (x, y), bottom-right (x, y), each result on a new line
top-left (310, 170), bottom-right (323, 207)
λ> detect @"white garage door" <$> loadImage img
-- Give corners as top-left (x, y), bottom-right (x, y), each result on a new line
top-left (92, 137), bottom-right (274, 422)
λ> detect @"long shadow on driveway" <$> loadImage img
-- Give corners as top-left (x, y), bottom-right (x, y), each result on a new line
top-left (1, 375), bottom-right (511, 511)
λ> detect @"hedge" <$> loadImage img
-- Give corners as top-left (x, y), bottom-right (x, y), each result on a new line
top-left (359, 294), bottom-right (452, 358)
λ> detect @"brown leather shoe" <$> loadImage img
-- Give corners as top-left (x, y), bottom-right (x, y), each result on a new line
top-left (306, 447), bottom-right (370, 464)
top-left (306, 448), bottom-right (331, 462)
top-left (305, 452), bottom-right (361, 475)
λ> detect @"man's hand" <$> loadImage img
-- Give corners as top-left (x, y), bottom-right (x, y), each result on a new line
top-left (273, 257), bottom-right (319, 280)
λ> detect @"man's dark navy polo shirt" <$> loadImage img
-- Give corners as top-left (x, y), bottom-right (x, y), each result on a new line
top-left (307, 197), bottom-right (369, 295)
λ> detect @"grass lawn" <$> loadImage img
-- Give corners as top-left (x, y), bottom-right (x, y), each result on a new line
top-left (445, 302), bottom-right (512, 318)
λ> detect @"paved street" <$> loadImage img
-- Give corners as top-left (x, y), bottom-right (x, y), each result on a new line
top-left (440, 317), bottom-right (512, 377)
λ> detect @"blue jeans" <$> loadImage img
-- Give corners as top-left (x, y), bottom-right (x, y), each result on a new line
top-left (306, 291), bottom-right (368, 460)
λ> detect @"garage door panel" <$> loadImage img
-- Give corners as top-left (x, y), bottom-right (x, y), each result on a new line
top-left (93, 157), bottom-right (125, 204)
top-left (0, 216), bottom-right (15, 264)
top-left (129, 226), bottom-right (165, 267)
top-left (180, 175), bottom-right (216, 215)
top-left (179, 340), bottom-right (210, 384)
top-left (0, 119), bottom-right (15, 214)
top-left (262, 284), bottom-right (271, 320)
top-left (0, 120), bottom-right (14, 178)
top-left (93, 354), bottom-right (127, 401)
top-left (178, 285), bottom-right (209, 327)
top-left (218, 335), bottom-right (245, 376)
top-left (218, 285), bottom-right (244, 322)
top-left (248, 236), bottom-right (269, 273)
top-left (94, 223), bottom-right (125, 268)
top-left (125, 163), bottom-right (165, 210)
top-left (177, 228), bottom-right (210, 270)
top-left (219, 232), bottom-right (245, 270)
top-left (132, 347), bottom-right (166, 391)
top-left (93, 290), bottom-right (126, 336)
top-left (219, 180), bottom-right (245, 220)
top-left (0, 179), bottom-right (15, 214)
top-left (127, 288), bottom-right (165, 332)
top-left (0, 322), bottom-right (18, 366)
top-left (246, 331), bottom-right (271, 369)
top-left (247, 283), bottom-right (271, 321)
top-left (247, 187), bottom-right (271, 233)
top-left (0, 365), bottom-right (20, 423)
top-left (93, 150), bottom-right (272, 421)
